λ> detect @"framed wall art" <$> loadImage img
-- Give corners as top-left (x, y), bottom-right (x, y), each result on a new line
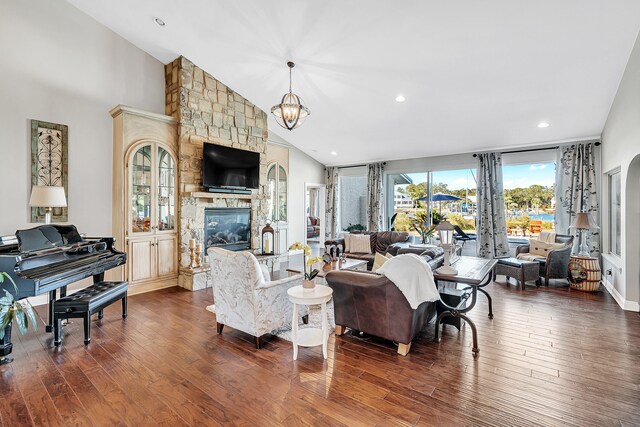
top-left (30, 120), bottom-right (68, 222)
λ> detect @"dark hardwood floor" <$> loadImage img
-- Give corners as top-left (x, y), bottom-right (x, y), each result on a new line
top-left (1, 279), bottom-right (639, 426)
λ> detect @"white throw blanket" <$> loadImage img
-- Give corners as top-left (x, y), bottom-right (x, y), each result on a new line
top-left (376, 254), bottom-right (440, 309)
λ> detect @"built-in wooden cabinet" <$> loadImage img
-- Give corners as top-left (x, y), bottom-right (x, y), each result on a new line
top-left (110, 106), bottom-right (178, 295)
top-left (266, 142), bottom-right (290, 254)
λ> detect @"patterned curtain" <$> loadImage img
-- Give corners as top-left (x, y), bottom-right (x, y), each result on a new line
top-left (308, 188), bottom-right (318, 217)
top-left (325, 167), bottom-right (340, 239)
top-left (555, 143), bottom-right (600, 255)
top-left (476, 153), bottom-right (509, 258)
top-left (367, 163), bottom-right (385, 232)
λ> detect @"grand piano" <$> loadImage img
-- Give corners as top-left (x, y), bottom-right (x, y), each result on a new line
top-left (0, 224), bottom-right (126, 334)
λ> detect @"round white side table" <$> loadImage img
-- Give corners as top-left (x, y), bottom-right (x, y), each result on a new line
top-left (287, 284), bottom-right (333, 360)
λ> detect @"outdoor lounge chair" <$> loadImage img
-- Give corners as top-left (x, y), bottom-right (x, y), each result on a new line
top-left (453, 225), bottom-right (477, 247)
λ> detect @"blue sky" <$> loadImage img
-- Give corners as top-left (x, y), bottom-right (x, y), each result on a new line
top-left (403, 163), bottom-right (556, 190)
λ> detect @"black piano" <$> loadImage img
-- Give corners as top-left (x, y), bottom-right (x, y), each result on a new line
top-left (0, 224), bottom-right (126, 333)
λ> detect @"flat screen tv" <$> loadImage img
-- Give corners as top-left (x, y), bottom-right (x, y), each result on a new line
top-left (202, 143), bottom-right (260, 190)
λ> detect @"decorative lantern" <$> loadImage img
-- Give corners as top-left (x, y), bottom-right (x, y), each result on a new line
top-left (262, 221), bottom-right (274, 255)
top-left (435, 220), bottom-right (458, 275)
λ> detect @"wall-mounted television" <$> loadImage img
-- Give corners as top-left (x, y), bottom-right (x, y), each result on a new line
top-left (202, 143), bottom-right (260, 192)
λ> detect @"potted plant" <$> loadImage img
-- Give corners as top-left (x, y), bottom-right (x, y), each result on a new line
top-left (411, 211), bottom-right (437, 244)
top-left (289, 242), bottom-right (323, 289)
top-left (1, 272), bottom-right (37, 364)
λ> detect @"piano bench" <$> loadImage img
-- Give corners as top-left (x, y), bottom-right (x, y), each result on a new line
top-left (53, 281), bottom-right (128, 346)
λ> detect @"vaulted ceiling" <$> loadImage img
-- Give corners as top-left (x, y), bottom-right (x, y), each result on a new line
top-left (69, 0), bottom-right (640, 166)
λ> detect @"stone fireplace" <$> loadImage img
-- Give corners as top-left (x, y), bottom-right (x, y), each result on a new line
top-left (165, 56), bottom-right (270, 281)
top-left (204, 207), bottom-right (251, 252)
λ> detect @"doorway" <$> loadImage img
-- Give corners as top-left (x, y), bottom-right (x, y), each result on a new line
top-left (304, 183), bottom-right (326, 249)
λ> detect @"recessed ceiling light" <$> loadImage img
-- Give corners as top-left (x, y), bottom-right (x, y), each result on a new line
top-left (330, 151), bottom-right (337, 156)
top-left (395, 95), bottom-right (406, 103)
top-left (537, 122), bottom-right (550, 128)
top-left (153, 17), bottom-right (166, 27)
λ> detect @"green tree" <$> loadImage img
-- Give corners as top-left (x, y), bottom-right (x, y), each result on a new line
top-left (405, 183), bottom-right (427, 207)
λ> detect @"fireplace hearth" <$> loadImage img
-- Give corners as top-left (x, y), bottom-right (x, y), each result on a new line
top-left (204, 207), bottom-right (251, 252)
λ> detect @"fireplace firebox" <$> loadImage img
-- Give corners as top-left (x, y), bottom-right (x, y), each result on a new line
top-left (204, 208), bottom-right (251, 252)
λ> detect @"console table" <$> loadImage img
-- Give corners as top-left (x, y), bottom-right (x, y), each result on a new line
top-left (433, 256), bottom-right (497, 358)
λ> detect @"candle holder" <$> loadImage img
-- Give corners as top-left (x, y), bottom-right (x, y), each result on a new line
top-left (195, 245), bottom-right (203, 268)
top-left (189, 247), bottom-right (196, 269)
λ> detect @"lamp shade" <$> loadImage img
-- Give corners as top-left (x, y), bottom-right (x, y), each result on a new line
top-left (570, 212), bottom-right (599, 230)
top-left (436, 220), bottom-right (455, 245)
top-left (29, 186), bottom-right (67, 207)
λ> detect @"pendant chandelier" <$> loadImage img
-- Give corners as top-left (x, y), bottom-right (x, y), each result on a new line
top-left (271, 61), bottom-right (310, 130)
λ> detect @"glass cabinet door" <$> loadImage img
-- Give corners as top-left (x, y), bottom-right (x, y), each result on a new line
top-left (278, 165), bottom-right (287, 222)
top-left (267, 164), bottom-right (277, 222)
top-left (157, 147), bottom-right (175, 231)
top-left (131, 145), bottom-right (152, 233)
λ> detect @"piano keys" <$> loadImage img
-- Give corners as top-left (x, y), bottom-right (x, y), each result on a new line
top-left (0, 224), bottom-right (126, 332)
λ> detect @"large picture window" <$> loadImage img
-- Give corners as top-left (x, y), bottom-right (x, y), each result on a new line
top-left (339, 167), bottom-right (368, 231)
top-left (609, 171), bottom-right (621, 256)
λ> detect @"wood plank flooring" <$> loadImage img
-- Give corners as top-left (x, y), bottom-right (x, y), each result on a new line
top-left (1, 279), bottom-right (639, 426)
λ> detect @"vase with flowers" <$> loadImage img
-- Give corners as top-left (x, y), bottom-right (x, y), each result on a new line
top-left (289, 242), bottom-right (323, 289)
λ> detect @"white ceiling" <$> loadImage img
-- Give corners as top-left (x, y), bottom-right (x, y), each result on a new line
top-left (68, 0), bottom-right (640, 166)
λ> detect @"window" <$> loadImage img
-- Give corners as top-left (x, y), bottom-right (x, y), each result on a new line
top-left (502, 162), bottom-right (556, 235)
top-left (609, 171), bottom-right (621, 256)
top-left (339, 168), bottom-right (368, 231)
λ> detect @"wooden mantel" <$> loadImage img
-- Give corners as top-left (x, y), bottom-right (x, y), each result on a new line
top-left (184, 191), bottom-right (266, 201)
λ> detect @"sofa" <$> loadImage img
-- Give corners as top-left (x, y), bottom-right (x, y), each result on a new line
top-left (325, 251), bottom-right (444, 356)
top-left (324, 231), bottom-right (411, 269)
top-left (306, 216), bottom-right (321, 238)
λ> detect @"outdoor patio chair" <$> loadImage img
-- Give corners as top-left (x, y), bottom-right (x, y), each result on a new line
top-left (453, 225), bottom-right (477, 247)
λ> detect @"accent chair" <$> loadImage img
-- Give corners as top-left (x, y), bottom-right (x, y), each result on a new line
top-left (515, 234), bottom-right (575, 286)
top-left (209, 248), bottom-right (307, 348)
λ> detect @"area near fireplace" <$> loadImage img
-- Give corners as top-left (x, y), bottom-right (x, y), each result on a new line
top-left (165, 57), bottom-right (270, 283)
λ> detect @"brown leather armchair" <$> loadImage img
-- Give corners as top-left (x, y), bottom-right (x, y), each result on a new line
top-left (325, 255), bottom-right (442, 356)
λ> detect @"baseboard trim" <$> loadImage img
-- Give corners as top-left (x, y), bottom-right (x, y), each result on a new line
top-left (603, 278), bottom-right (640, 311)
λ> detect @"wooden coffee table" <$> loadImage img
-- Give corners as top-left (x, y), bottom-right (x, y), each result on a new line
top-left (432, 256), bottom-right (497, 358)
top-left (287, 258), bottom-right (368, 284)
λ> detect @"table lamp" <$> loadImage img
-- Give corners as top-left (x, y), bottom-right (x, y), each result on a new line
top-left (570, 212), bottom-right (599, 257)
top-left (29, 186), bottom-right (67, 224)
top-left (435, 220), bottom-right (458, 275)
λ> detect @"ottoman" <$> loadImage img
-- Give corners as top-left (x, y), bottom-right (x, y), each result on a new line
top-left (493, 258), bottom-right (540, 290)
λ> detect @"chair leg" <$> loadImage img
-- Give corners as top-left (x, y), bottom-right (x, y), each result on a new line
top-left (335, 325), bottom-right (346, 336)
top-left (255, 336), bottom-right (262, 349)
top-left (98, 309), bottom-right (104, 320)
top-left (397, 343), bottom-right (411, 356)
top-left (216, 322), bottom-right (224, 334)
top-left (302, 314), bottom-right (309, 325)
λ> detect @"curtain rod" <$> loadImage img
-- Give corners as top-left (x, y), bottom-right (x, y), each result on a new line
top-left (326, 162), bottom-right (386, 170)
top-left (472, 141), bottom-right (600, 157)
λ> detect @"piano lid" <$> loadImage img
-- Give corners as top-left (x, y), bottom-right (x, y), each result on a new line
top-left (16, 225), bottom-right (84, 252)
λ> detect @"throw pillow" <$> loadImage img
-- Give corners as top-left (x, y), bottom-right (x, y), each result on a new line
top-left (529, 239), bottom-right (566, 257)
top-left (349, 234), bottom-right (372, 254)
top-left (372, 252), bottom-right (390, 272)
top-left (259, 263), bottom-right (271, 282)
top-left (344, 234), bottom-right (351, 253)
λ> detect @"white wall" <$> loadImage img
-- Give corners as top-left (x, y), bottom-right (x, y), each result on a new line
top-left (601, 29), bottom-right (640, 311)
top-left (268, 132), bottom-right (325, 246)
top-left (0, 0), bottom-right (165, 236)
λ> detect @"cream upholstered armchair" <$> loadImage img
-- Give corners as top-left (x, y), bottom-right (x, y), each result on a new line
top-left (209, 248), bottom-right (306, 348)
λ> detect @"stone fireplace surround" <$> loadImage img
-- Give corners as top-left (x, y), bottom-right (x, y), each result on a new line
top-left (165, 56), bottom-right (270, 283)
